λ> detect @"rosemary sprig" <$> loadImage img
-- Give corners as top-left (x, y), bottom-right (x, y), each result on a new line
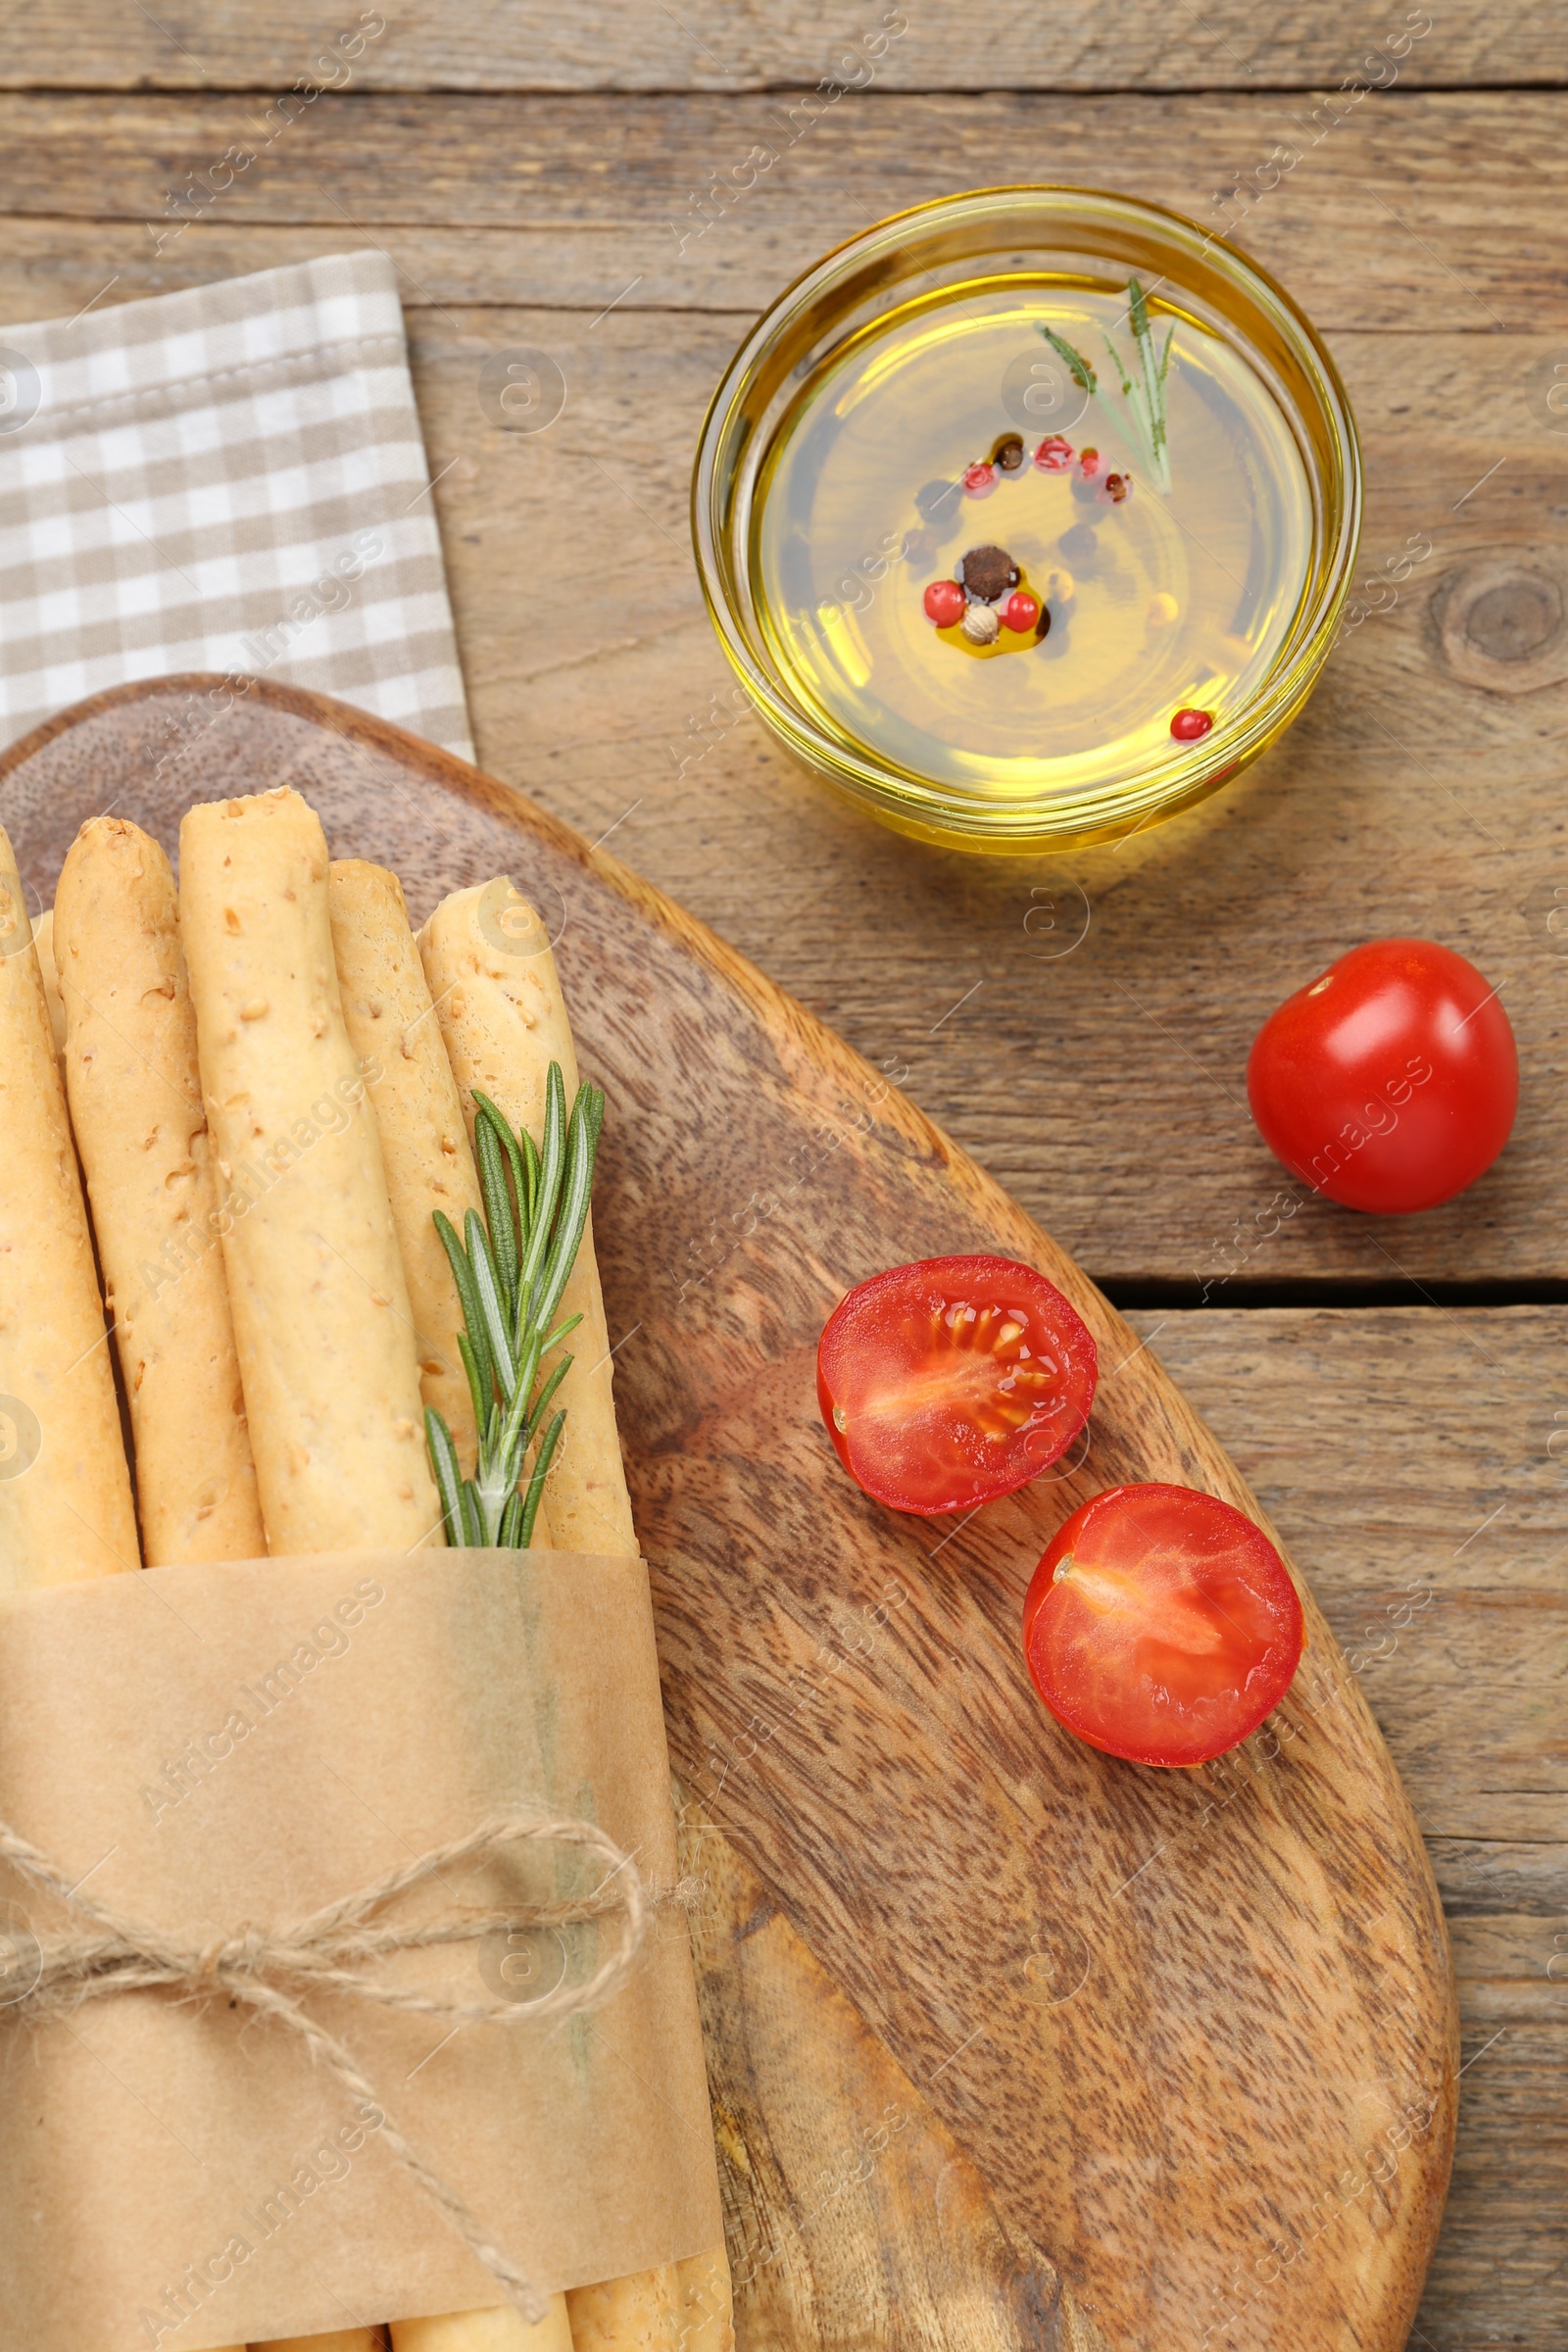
top-left (1039, 277), bottom-right (1175, 494)
top-left (424, 1060), bottom-right (604, 1546)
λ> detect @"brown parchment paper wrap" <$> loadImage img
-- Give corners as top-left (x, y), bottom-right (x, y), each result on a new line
top-left (0, 1548), bottom-right (722, 2352)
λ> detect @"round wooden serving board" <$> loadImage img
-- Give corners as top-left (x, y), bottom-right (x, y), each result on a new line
top-left (0, 678), bottom-right (1457, 2352)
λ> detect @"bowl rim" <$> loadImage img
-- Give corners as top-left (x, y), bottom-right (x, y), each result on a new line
top-left (690, 181), bottom-right (1363, 849)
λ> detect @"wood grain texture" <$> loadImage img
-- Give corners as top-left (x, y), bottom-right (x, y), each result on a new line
top-left (0, 89), bottom-right (1555, 329)
top-left (0, 85), bottom-right (1559, 1282)
top-left (0, 5), bottom-right (1546, 93)
top-left (1120, 1304), bottom-right (1568, 2352)
top-left (676, 1782), bottom-right (1111, 2352)
top-left (0, 677), bottom-right (1457, 2352)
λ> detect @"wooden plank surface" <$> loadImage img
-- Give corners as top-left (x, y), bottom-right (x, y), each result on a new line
top-left (1, 83), bottom-right (1556, 1284)
top-left (0, 676), bottom-right (1457, 2352)
top-left (0, 89), bottom-right (1558, 327)
top-left (0, 27), bottom-right (1563, 2346)
top-left (1124, 1304), bottom-right (1568, 2352)
top-left (0, 6), bottom-right (1551, 93)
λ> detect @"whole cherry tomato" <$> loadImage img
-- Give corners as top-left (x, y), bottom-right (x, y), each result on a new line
top-left (817, 1254), bottom-right (1097, 1516)
top-left (1247, 938), bottom-right (1517, 1213)
top-left (1022, 1483), bottom-right (1303, 1767)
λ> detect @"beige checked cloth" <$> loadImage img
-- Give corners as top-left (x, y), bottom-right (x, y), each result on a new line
top-left (0, 248), bottom-right (474, 760)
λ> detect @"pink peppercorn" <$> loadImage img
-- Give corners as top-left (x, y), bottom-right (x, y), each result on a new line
top-left (963, 462), bottom-right (997, 497)
top-left (923, 578), bottom-right (965, 627)
top-left (1003, 591), bottom-right (1041, 633)
top-left (1034, 435), bottom-right (1073, 472)
top-left (1170, 707), bottom-right (1214, 742)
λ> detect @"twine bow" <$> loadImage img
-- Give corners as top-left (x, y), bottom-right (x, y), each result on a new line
top-left (0, 1809), bottom-right (676, 2324)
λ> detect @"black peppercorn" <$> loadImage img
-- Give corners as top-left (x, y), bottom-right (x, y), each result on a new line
top-left (956, 544), bottom-right (1020, 603)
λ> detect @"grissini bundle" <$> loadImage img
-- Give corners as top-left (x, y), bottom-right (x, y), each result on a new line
top-left (182, 805), bottom-right (571, 2351)
top-left (53, 816), bottom-right (267, 1567)
top-left (416, 880), bottom-right (733, 2352)
top-left (0, 823), bottom-right (140, 1587)
top-left (178, 788), bottom-right (440, 1554)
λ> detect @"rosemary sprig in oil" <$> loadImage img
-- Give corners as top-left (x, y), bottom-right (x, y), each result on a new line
top-left (424, 1061), bottom-right (604, 1546)
top-left (1039, 276), bottom-right (1175, 494)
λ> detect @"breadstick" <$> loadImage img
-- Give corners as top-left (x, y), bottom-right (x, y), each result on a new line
top-left (565, 2250), bottom-right (734, 2351)
top-left (256, 2331), bottom-right (386, 2351)
top-left (0, 824), bottom-right (139, 1586)
top-left (390, 2302), bottom-right (572, 2352)
top-left (255, 2324), bottom-right (385, 2342)
top-left (674, 2249), bottom-right (735, 2350)
top-left (565, 2268), bottom-right (682, 2351)
top-left (418, 880), bottom-right (730, 2352)
top-left (327, 858), bottom-right (486, 1468)
top-left (30, 907), bottom-right (66, 1054)
top-left (178, 789), bottom-right (439, 1554)
top-left (53, 817), bottom-right (266, 1567)
top-left (417, 883), bottom-right (634, 1558)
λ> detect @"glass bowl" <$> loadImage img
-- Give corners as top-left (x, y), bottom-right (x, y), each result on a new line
top-left (691, 185), bottom-right (1361, 855)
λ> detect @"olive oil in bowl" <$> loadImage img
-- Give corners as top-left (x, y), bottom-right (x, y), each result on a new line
top-left (694, 189), bottom-right (1360, 853)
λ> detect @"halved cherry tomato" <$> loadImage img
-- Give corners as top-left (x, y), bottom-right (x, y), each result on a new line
top-left (816, 1253), bottom-right (1097, 1516)
top-left (1247, 937), bottom-right (1517, 1213)
top-left (1022, 1483), bottom-right (1302, 1767)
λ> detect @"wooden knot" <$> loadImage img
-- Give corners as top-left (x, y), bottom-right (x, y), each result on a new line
top-left (1436, 558), bottom-right (1568, 694)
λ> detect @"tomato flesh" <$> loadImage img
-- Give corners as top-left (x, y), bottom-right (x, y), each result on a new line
top-left (1247, 936), bottom-right (1517, 1213)
top-left (817, 1254), bottom-right (1098, 1516)
top-left (1022, 1483), bottom-right (1302, 1767)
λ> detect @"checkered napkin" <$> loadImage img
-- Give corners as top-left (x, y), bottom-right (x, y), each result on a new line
top-left (0, 249), bottom-right (473, 760)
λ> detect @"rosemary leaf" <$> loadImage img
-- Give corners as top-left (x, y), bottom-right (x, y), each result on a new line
top-left (506, 1326), bottom-right (545, 1455)
top-left (425, 1408), bottom-right (466, 1545)
top-left (540, 1309), bottom-right (584, 1358)
top-left (524, 1349), bottom-right (572, 1447)
top-left (517, 1064), bottom-right (567, 1303)
top-left (474, 1090), bottom-right (530, 1255)
top-left (519, 1410), bottom-right (565, 1547)
top-left (435, 1211), bottom-right (494, 1406)
top-left (456, 1332), bottom-right (490, 1439)
top-left (427, 1056), bottom-right (603, 1547)
top-left (467, 1210), bottom-right (517, 1395)
top-left (532, 1098), bottom-right (597, 1337)
top-left (520, 1126), bottom-right (542, 1230)
top-left (474, 1112), bottom-right (518, 1311)
top-left (1040, 324), bottom-right (1097, 394)
top-left (1100, 329), bottom-right (1137, 405)
top-left (1048, 280), bottom-right (1174, 495)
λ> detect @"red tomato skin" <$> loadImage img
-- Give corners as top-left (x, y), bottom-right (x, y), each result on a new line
top-left (1022, 1484), bottom-right (1303, 1769)
top-left (816, 1253), bottom-right (1098, 1517)
top-left (1247, 937), bottom-right (1517, 1213)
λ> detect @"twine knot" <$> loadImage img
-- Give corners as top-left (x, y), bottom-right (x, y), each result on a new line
top-left (0, 1809), bottom-right (661, 2324)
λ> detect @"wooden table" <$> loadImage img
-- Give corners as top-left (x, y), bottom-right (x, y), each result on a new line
top-left (0, 9), bottom-right (1561, 2344)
